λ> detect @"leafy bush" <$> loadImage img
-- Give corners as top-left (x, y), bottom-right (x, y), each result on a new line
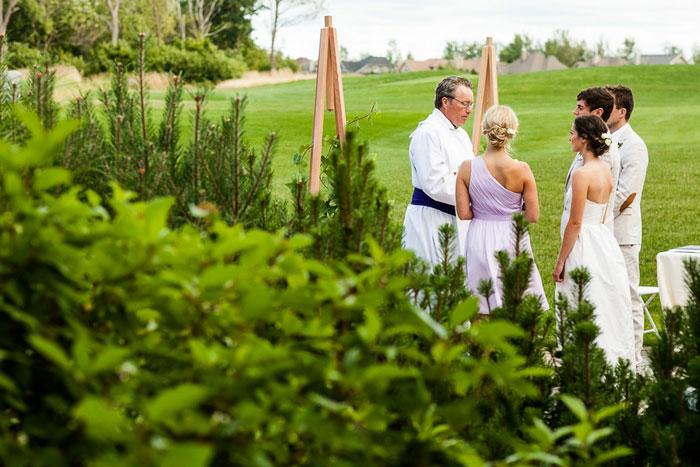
top-left (0, 113), bottom-right (633, 466)
top-left (4, 41), bottom-right (44, 69)
top-left (82, 37), bottom-right (245, 83)
top-left (83, 40), bottom-right (137, 75)
top-left (242, 43), bottom-right (299, 72)
top-left (148, 39), bottom-right (246, 83)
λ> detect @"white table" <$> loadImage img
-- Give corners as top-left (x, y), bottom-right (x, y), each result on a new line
top-left (656, 245), bottom-right (700, 308)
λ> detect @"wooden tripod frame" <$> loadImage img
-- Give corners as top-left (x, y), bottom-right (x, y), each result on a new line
top-left (471, 37), bottom-right (499, 155)
top-left (309, 16), bottom-right (347, 195)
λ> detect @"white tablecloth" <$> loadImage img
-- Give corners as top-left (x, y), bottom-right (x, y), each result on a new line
top-left (656, 245), bottom-right (700, 308)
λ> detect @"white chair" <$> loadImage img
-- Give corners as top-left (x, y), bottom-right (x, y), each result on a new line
top-left (638, 286), bottom-right (660, 337)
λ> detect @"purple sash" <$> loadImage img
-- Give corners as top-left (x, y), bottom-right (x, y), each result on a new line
top-left (410, 188), bottom-right (455, 216)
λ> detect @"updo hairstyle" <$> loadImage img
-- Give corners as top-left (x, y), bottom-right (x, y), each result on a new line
top-left (573, 115), bottom-right (611, 157)
top-left (482, 105), bottom-right (518, 149)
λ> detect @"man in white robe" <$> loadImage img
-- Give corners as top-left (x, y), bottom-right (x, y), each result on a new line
top-left (402, 76), bottom-right (475, 267)
top-left (606, 85), bottom-right (649, 367)
top-left (562, 87), bottom-right (621, 237)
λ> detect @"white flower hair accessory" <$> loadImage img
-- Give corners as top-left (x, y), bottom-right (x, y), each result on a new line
top-left (506, 128), bottom-right (516, 135)
top-left (601, 132), bottom-right (612, 147)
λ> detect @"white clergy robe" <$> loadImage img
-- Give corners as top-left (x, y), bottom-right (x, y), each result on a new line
top-left (402, 108), bottom-right (474, 267)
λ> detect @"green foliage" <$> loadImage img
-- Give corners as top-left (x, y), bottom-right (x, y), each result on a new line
top-left (499, 34), bottom-right (540, 64)
top-left (609, 259), bottom-right (700, 465)
top-left (543, 30), bottom-right (589, 68)
top-left (443, 41), bottom-right (482, 60)
top-left (83, 40), bottom-right (138, 76)
top-left (208, 0), bottom-right (259, 51)
top-left (4, 0), bottom-right (256, 77)
top-left (148, 39), bottom-right (246, 82)
top-left (617, 37), bottom-right (636, 60)
top-left (0, 115), bottom-right (615, 466)
top-left (4, 41), bottom-right (44, 69)
top-left (508, 395), bottom-right (632, 466)
top-left (82, 37), bottom-right (245, 83)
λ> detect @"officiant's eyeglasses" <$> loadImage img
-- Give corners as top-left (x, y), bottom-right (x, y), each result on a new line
top-left (446, 96), bottom-right (474, 110)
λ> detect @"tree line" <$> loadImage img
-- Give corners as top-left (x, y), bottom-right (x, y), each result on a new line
top-left (0, 0), bottom-right (323, 78)
top-left (443, 31), bottom-right (693, 67)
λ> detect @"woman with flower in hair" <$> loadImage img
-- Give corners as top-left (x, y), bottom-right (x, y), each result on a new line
top-left (456, 105), bottom-right (548, 315)
top-left (553, 114), bottom-right (635, 370)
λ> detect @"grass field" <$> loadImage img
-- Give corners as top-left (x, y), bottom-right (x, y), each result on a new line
top-left (131, 65), bottom-right (700, 329)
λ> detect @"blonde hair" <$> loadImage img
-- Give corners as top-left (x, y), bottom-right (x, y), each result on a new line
top-left (482, 105), bottom-right (518, 149)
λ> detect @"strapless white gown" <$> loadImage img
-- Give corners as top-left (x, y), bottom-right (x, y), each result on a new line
top-left (556, 188), bottom-right (636, 371)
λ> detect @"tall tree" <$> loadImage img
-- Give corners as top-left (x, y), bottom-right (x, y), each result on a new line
top-left (443, 40), bottom-right (481, 60)
top-left (498, 34), bottom-right (538, 63)
top-left (262, 0), bottom-right (323, 71)
top-left (0, 0), bottom-right (19, 34)
top-left (186, 0), bottom-right (226, 40)
top-left (105, 0), bottom-right (120, 45)
top-left (6, 0), bottom-right (104, 54)
top-left (543, 29), bottom-right (588, 67)
top-left (617, 37), bottom-right (635, 60)
top-left (386, 39), bottom-right (400, 65)
top-left (175, 0), bottom-right (186, 41)
top-left (594, 37), bottom-right (609, 57)
top-left (208, 0), bottom-right (258, 50)
top-left (663, 43), bottom-right (682, 55)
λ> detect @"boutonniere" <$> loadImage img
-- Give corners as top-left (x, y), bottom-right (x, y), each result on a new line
top-left (617, 141), bottom-right (623, 149)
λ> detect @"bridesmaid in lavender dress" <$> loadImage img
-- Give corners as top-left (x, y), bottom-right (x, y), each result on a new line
top-left (456, 106), bottom-right (549, 314)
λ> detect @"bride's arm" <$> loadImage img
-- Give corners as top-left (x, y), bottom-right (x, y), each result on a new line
top-left (553, 171), bottom-right (588, 282)
top-left (456, 160), bottom-right (473, 220)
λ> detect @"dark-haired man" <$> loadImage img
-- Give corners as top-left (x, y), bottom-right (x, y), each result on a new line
top-left (403, 76), bottom-right (475, 267)
top-left (606, 84), bottom-right (649, 367)
top-left (562, 87), bottom-right (621, 237)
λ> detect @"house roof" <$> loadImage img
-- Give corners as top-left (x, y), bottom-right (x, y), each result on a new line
top-left (398, 57), bottom-right (482, 72)
top-left (498, 51), bottom-right (567, 74)
top-left (638, 53), bottom-right (688, 65)
top-left (575, 56), bottom-right (630, 68)
top-left (342, 56), bottom-right (394, 73)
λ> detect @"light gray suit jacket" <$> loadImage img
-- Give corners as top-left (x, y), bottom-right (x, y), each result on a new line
top-left (612, 124), bottom-right (648, 245)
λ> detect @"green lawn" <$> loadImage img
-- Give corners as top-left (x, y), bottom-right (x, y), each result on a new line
top-left (150, 65), bottom-right (700, 329)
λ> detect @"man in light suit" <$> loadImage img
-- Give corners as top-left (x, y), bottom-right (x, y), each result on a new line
top-left (606, 85), bottom-right (649, 367)
top-left (562, 87), bottom-right (621, 236)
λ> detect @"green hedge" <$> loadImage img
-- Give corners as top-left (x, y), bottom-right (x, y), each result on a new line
top-left (83, 39), bottom-right (246, 83)
top-left (5, 41), bottom-right (43, 69)
top-left (0, 112), bottom-right (630, 466)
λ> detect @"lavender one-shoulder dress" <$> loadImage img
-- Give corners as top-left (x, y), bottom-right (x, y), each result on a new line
top-left (465, 157), bottom-right (549, 313)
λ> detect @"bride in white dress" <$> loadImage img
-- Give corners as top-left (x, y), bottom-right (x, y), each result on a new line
top-left (553, 115), bottom-right (636, 371)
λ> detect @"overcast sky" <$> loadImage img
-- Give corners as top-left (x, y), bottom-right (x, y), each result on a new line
top-left (251, 0), bottom-right (699, 61)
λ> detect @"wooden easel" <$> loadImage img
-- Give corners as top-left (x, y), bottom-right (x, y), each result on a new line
top-left (309, 16), bottom-right (347, 195)
top-left (471, 37), bottom-right (499, 155)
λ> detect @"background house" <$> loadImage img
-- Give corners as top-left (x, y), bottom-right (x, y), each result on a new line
top-left (397, 57), bottom-right (482, 73)
top-left (341, 56), bottom-right (395, 74)
top-left (636, 53), bottom-right (689, 65)
top-left (295, 57), bottom-right (313, 73)
top-left (498, 50), bottom-right (567, 75)
top-left (576, 52), bottom-right (689, 68)
top-left (575, 54), bottom-right (629, 68)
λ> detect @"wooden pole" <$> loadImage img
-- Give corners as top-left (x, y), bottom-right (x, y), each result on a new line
top-left (324, 16), bottom-right (334, 111)
top-left (309, 26), bottom-right (330, 195)
top-left (471, 37), bottom-right (499, 155)
top-left (308, 16), bottom-right (347, 195)
top-left (328, 26), bottom-right (346, 145)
